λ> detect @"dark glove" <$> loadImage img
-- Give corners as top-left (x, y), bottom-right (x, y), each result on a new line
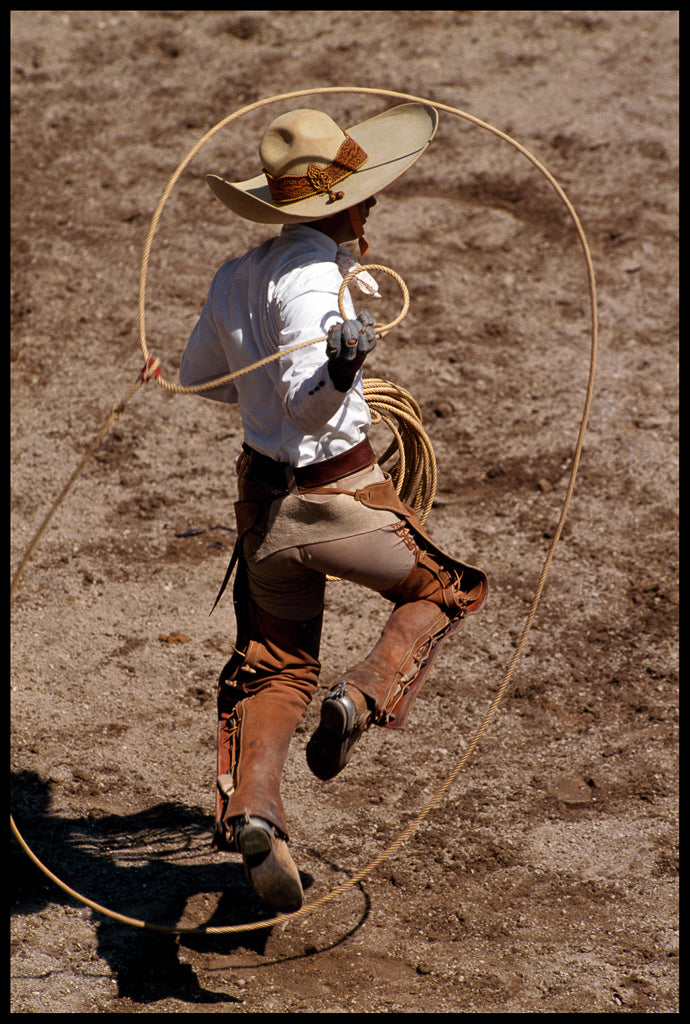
top-left (326, 311), bottom-right (377, 392)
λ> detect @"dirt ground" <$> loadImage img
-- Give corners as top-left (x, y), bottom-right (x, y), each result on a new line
top-left (10, 10), bottom-right (678, 1014)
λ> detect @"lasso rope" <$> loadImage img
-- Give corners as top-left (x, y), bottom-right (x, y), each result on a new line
top-left (10, 86), bottom-right (597, 936)
top-left (363, 378), bottom-right (437, 521)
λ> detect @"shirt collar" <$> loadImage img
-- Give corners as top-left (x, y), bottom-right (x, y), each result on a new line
top-left (280, 222), bottom-right (338, 259)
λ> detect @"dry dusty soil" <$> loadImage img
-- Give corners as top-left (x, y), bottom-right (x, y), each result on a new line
top-left (11, 10), bottom-right (678, 1014)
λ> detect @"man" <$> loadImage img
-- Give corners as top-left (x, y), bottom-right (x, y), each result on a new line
top-left (180, 103), bottom-right (487, 913)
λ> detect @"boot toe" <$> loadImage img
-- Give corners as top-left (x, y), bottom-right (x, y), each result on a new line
top-left (234, 815), bottom-right (274, 857)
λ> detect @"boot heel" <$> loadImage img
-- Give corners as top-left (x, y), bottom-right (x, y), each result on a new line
top-left (235, 815), bottom-right (274, 857)
top-left (320, 692), bottom-right (355, 737)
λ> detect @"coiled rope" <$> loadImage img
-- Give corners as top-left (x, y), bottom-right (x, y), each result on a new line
top-left (10, 86), bottom-right (597, 936)
top-left (363, 378), bottom-right (437, 522)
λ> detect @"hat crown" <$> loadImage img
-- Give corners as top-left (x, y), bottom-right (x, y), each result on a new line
top-left (259, 109), bottom-right (347, 179)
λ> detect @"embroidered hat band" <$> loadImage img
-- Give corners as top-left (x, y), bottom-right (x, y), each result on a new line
top-left (264, 133), bottom-right (368, 205)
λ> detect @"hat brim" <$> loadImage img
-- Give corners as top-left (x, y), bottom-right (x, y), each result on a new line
top-left (206, 102), bottom-right (439, 224)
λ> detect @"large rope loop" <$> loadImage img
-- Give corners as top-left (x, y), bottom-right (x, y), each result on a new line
top-left (11, 85), bottom-right (598, 938)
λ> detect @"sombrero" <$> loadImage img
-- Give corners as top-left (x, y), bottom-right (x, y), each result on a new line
top-left (206, 102), bottom-right (438, 224)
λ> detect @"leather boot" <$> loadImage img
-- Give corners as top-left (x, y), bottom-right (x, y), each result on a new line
top-left (215, 604), bottom-right (321, 909)
top-left (307, 546), bottom-right (485, 781)
top-left (379, 549), bottom-right (486, 613)
top-left (307, 599), bottom-right (455, 780)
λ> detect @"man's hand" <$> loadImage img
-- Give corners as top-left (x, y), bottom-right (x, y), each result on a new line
top-left (326, 311), bottom-right (377, 392)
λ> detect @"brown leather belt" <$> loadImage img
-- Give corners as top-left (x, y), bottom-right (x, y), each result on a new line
top-left (242, 437), bottom-right (377, 490)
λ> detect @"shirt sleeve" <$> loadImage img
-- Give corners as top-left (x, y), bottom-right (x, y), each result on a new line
top-left (179, 299), bottom-right (239, 405)
top-left (273, 262), bottom-right (359, 435)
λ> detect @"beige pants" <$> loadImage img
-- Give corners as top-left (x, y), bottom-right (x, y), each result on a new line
top-left (243, 462), bottom-right (418, 620)
top-left (248, 520), bottom-right (417, 619)
top-left (236, 451), bottom-right (487, 634)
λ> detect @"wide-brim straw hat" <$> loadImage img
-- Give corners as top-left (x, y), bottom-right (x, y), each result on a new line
top-left (206, 102), bottom-right (438, 224)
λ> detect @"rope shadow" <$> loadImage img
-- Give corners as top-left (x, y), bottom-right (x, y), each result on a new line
top-left (181, 848), bottom-right (372, 966)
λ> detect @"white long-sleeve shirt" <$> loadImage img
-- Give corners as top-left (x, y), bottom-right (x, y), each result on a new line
top-left (180, 224), bottom-right (371, 467)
